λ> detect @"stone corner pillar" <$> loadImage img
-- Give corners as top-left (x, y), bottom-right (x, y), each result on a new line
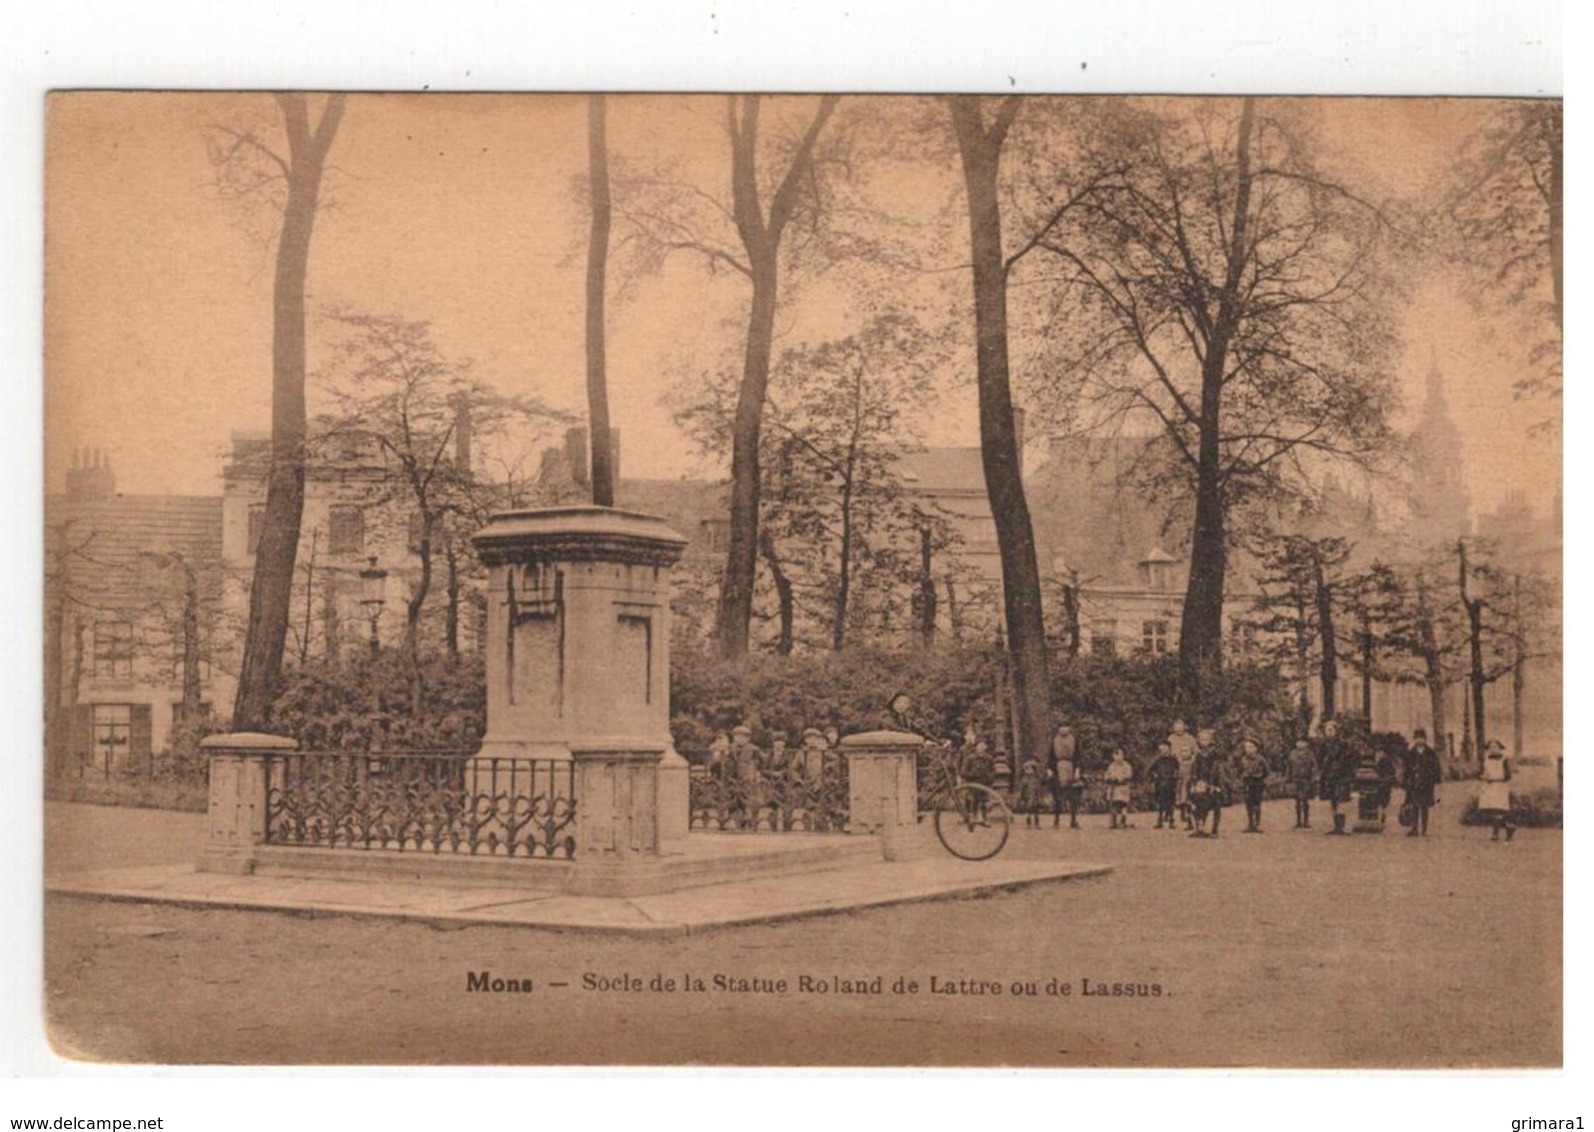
top-left (196, 731), bottom-right (297, 875)
top-left (566, 741), bottom-right (666, 895)
top-left (840, 730), bottom-right (927, 862)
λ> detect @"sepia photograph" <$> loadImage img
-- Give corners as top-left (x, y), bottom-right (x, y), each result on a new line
top-left (39, 87), bottom-right (1562, 1069)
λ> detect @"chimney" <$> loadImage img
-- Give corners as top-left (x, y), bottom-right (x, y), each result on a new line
top-left (452, 397), bottom-right (473, 474)
top-left (67, 447), bottom-right (116, 501)
top-left (565, 426), bottom-right (589, 489)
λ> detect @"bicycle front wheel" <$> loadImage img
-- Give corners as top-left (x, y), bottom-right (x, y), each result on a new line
top-left (934, 784), bottom-right (1012, 861)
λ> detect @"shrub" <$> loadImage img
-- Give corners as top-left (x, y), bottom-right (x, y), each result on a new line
top-left (669, 644), bottom-right (1298, 771)
top-left (268, 650), bottom-right (486, 750)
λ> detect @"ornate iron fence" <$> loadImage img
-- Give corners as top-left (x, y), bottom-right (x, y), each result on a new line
top-left (264, 751), bottom-right (577, 858)
top-left (687, 753), bottom-right (849, 833)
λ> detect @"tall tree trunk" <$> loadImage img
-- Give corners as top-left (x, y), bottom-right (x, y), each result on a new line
top-left (586, 94), bottom-right (616, 507)
top-left (1416, 572), bottom-right (1448, 752)
top-left (1511, 574), bottom-right (1525, 758)
top-left (832, 464), bottom-right (856, 651)
top-left (1294, 597), bottom-right (1313, 723)
top-left (232, 93), bottom-right (346, 731)
top-left (718, 260), bottom-right (778, 658)
top-left (1178, 97), bottom-right (1255, 691)
top-left (759, 528), bottom-right (794, 657)
top-left (1314, 558), bottom-right (1338, 721)
top-left (1458, 539), bottom-right (1487, 755)
top-left (444, 540), bottom-right (461, 663)
top-left (408, 523), bottom-right (433, 718)
top-left (1360, 616), bottom-right (1374, 721)
top-left (917, 522), bottom-right (937, 646)
top-left (298, 529), bottom-right (316, 666)
top-left (714, 95), bottom-right (839, 659)
top-left (181, 561), bottom-right (202, 717)
top-left (949, 95), bottom-right (1052, 765)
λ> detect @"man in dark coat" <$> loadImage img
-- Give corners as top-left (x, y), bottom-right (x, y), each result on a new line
top-left (1402, 727), bottom-right (1443, 838)
top-left (1317, 719), bottom-right (1353, 835)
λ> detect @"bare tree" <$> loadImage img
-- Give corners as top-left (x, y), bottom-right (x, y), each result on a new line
top-left (947, 94), bottom-right (1053, 765)
top-left (610, 95), bottom-right (841, 657)
top-left (1023, 97), bottom-right (1401, 695)
top-left (213, 93), bottom-right (347, 731)
top-left (670, 312), bottom-right (953, 652)
top-left (319, 311), bottom-right (567, 706)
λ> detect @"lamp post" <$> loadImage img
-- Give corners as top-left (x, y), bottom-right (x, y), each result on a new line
top-left (359, 555), bottom-right (388, 658)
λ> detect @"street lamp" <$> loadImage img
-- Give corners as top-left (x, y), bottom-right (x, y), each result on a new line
top-left (359, 555), bottom-right (388, 658)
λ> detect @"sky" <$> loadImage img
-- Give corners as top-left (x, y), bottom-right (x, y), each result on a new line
top-left (44, 93), bottom-right (1560, 521)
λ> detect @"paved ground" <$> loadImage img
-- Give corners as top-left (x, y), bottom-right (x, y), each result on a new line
top-left (41, 796), bottom-right (1560, 1067)
top-left (47, 842), bottom-right (1110, 935)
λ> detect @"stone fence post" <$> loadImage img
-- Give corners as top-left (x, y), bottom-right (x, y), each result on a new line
top-left (197, 732), bottom-right (297, 875)
top-left (840, 730), bottom-right (927, 861)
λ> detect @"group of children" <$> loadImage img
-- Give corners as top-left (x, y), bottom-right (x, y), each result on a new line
top-left (1008, 718), bottom-right (1518, 841)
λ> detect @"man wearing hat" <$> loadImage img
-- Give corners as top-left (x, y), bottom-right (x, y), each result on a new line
top-left (1402, 727), bottom-right (1443, 838)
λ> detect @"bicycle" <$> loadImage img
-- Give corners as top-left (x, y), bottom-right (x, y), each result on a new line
top-left (888, 693), bottom-right (1012, 861)
top-left (921, 740), bottom-right (1014, 859)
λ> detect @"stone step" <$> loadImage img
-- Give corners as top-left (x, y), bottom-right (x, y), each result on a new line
top-left (250, 833), bottom-right (883, 896)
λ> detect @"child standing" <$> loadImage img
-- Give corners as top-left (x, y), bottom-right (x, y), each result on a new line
top-left (1104, 749), bottom-right (1135, 830)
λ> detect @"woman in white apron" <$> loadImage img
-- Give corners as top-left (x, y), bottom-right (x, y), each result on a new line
top-left (1478, 739), bottom-right (1515, 841)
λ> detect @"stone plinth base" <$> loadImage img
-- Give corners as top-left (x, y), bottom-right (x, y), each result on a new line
top-left (246, 832), bottom-right (878, 897)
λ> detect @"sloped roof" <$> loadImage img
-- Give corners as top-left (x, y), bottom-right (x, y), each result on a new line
top-left (45, 494), bottom-right (224, 610)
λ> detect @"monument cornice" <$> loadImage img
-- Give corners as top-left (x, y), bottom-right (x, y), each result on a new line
top-left (472, 506), bottom-right (688, 568)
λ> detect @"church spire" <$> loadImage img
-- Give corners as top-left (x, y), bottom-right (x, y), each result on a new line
top-left (1407, 348), bottom-right (1470, 546)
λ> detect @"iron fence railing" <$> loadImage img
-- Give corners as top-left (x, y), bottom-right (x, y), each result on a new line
top-left (263, 750), bottom-right (577, 858)
top-left (685, 752), bottom-right (850, 833)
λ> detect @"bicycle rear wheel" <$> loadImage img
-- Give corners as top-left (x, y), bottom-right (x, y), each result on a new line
top-left (934, 784), bottom-right (1012, 860)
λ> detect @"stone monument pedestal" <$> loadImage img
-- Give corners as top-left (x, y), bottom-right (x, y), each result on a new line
top-left (471, 506), bottom-right (689, 852)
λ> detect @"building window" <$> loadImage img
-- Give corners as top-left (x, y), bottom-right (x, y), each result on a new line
top-left (93, 619), bottom-right (134, 679)
top-left (91, 704), bottom-right (132, 773)
top-left (1141, 619), bottom-right (1170, 656)
top-left (329, 506), bottom-right (365, 555)
top-left (247, 504), bottom-right (266, 555)
top-left (1090, 620), bottom-right (1118, 657)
